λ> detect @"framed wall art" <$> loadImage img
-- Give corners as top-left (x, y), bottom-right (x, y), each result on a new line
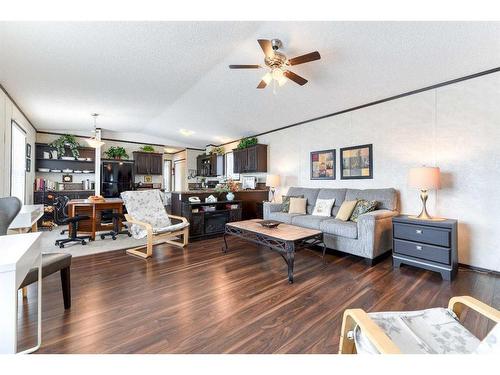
top-left (310, 149), bottom-right (336, 180)
top-left (340, 144), bottom-right (373, 179)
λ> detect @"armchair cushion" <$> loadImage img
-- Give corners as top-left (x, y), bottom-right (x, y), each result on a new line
top-left (354, 308), bottom-right (480, 354)
top-left (121, 190), bottom-right (172, 239)
top-left (475, 324), bottom-right (500, 354)
top-left (154, 221), bottom-right (189, 235)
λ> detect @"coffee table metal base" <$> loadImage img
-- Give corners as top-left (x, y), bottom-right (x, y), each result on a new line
top-left (222, 225), bottom-right (325, 283)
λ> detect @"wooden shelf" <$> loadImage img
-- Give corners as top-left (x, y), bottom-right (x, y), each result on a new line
top-left (36, 158), bottom-right (94, 164)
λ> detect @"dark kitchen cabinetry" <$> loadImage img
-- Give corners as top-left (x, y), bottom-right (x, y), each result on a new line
top-left (196, 154), bottom-right (224, 177)
top-left (233, 144), bottom-right (267, 173)
top-left (132, 151), bottom-right (163, 175)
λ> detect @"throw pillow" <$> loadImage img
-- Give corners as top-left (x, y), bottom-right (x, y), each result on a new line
top-left (335, 200), bottom-right (358, 221)
top-left (281, 194), bottom-right (304, 213)
top-left (349, 199), bottom-right (379, 222)
top-left (312, 198), bottom-right (336, 217)
top-left (288, 197), bottom-right (307, 214)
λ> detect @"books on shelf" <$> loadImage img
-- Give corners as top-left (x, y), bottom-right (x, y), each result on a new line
top-left (34, 177), bottom-right (60, 192)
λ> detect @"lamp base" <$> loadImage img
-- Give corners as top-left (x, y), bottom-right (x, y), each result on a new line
top-left (409, 189), bottom-right (446, 221)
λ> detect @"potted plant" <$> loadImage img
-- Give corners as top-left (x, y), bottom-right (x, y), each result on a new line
top-left (49, 134), bottom-right (80, 159)
top-left (237, 137), bottom-right (258, 149)
top-left (215, 178), bottom-right (239, 201)
top-left (140, 145), bottom-right (155, 153)
top-left (209, 146), bottom-right (225, 155)
top-left (104, 146), bottom-right (129, 160)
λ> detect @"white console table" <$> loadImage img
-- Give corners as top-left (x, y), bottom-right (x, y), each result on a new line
top-left (0, 232), bottom-right (42, 354)
top-left (8, 204), bottom-right (44, 234)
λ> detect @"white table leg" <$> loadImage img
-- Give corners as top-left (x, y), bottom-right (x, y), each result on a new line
top-left (0, 271), bottom-right (17, 353)
top-left (18, 253), bottom-right (42, 354)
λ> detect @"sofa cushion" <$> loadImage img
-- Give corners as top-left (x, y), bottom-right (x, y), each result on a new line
top-left (287, 187), bottom-right (320, 214)
top-left (291, 214), bottom-right (330, 230)
top-left (317, 188), bottom-right (347, 216)
top-left (320, 219), bottom-right (358, 239)
top-left (281, 194), bottom-right (304, 213)
top-left (354, 308), bottom-right (480, 354)
top-left (267, 211), bottom-right (304, 224)
top-left (312, 198), bottom-right (336, 217)
top-left (345, 188), bottom-right (397, 211)
top-left (335, 200), bottom-right (358, 221)
top-left (349, 199), bottom-right (379, 222)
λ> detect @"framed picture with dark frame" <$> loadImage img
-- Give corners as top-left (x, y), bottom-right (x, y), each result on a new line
top-left (26, 158), bottom-right (31, 172)
top-left (310, 149), bottom-right (336, 180)
top-left (340, 144), bottom-right (373, 179)
top-left (26, 143), bottom-right (31, 158)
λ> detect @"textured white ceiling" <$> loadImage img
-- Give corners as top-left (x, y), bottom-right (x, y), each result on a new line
top-left (1, 21), bottom-right (499, 147)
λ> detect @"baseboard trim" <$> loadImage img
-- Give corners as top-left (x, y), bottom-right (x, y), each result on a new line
top-left (458, 263), bottom-right (500, 276)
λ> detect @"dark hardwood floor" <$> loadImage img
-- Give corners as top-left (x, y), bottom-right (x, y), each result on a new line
top-left (17, 237), bottom-right (500, 353)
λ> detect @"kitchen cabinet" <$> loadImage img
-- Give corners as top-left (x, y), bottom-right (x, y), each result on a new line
top-left (233, 144), bottom-right (267, 173)
top-left (133, 151), bottom-right (163, 175)
top-left (196, 154), bottom-right (224, 177)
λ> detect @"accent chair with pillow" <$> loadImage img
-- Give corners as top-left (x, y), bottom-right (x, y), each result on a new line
top-left (339, 295), bottom-right (500, 354)
top-left (121, 190), bottom-right (190, 258)
top-left (263, 187), bottom-right (399, 264)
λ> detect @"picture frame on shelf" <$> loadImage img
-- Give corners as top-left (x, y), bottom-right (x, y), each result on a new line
top-left (62, 174), bottom-right (73, 183)
top-left (310, 149), bottom-right (336, 180)
top-left (340, 144), bottom-right (373, 179)
top-left (144, 175), bottom-right (153, 183)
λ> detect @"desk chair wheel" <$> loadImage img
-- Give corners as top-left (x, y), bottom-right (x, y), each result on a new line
top-left (59, 243), bottom-right (65, 248)
top-left (127, 233), bottom-right (132, 237)
top-left (81, 240), bottom-right (87, 245)
top-left (100, 234), bottom-right (105, 240)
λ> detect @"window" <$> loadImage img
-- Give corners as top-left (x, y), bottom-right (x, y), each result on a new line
top-left (225, 152), bottom-right (240, 180)
top-left (163, 159), bottom-right (172, 192)
top-left (11, 121), bottom-right (26, 204)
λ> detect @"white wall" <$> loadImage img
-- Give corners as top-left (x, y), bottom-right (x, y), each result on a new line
top-left (0, 89), bottom-right (37, 204)
top-left (252, 72), bottom-right (500, 272)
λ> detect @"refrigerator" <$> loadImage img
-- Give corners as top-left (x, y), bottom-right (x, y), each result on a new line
top-left (101, 160), bottom-right (135, 198)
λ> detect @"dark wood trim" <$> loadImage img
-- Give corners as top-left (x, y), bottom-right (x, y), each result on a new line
top-left (216, 66), bottom-right (500, 147)
top-left (459, 263), bottom-right (500, 276)
top-left (339, 143), bottom-right (373, 180)
top-left (0, 84), bottom-right (38, 131)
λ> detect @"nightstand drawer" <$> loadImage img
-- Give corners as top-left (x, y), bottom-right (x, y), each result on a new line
top-left (393, 223), bottom-right (450, 247)
top-left (394, 239), bottom-right (450, 265)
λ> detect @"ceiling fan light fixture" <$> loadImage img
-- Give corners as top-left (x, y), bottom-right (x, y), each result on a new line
top-left (86, 113), bottom-right (105, 148)
top-left (277, 75), bottom-right (288, 87)
top-left (262, 72), bottom-right (273, 85)
top-left (272, 68), bottom-right (284, 80)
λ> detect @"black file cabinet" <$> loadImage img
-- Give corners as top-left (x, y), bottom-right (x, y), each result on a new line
top-left (392, 215), bottom-right (458, 280)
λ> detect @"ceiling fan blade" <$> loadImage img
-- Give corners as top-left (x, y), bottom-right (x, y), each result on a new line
top-left (256, 80), bottom-right (267, 89)
top-left (257, 39), bottom-right (273, 58)
top-left (287, 51), bottom-right (321, 66)
top-left (283, 70), bottom-right (308, 86)
top-left (229, 64), bottom-right (261, 69)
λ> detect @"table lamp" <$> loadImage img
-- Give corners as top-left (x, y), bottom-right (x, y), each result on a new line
top-left (408, 166), bottom-right (441, 220)
top-left (265, 174), bottom-right (281, 202)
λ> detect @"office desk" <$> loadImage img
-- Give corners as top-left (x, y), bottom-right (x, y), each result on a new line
top-left (67, 198), bottom-right (124, 240)
top-left (8, 204), bottom-right (44, 233)
top-left (0, 232), bottom-right (42, 354)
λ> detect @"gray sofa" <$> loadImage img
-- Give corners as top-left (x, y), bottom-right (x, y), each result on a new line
top-left (263, 187), bottom-right (399, 263)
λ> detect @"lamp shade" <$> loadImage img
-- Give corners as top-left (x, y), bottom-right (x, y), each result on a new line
top-left (408, 167), bottom-right (441, 190)
top-left (265, 174), bottom-right (281, 188)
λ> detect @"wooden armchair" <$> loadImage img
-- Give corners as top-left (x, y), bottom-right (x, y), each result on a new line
top-left (339, 295), bottom-right (500, 354)
top-left (121, 190), bottom-right (189, 258)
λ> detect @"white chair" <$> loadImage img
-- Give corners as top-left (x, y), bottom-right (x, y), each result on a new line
top-left (339, 295), bottom-right (500, 354)
top-left (121, 190), bottom-right (189, 258)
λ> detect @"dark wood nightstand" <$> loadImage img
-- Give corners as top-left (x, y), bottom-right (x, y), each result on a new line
top-left (392, 215), bottom-right (458, 280)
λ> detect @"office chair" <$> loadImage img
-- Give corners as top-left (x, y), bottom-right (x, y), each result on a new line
top-left (100, 212), bottom-right (132, 240)
top-left (53, 195), bottom-right (92, 248)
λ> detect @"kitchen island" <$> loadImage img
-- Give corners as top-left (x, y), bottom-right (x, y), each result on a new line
top-left (171, 189), bottom-right (268, 224)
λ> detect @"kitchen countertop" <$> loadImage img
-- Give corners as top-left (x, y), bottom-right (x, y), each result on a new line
top-left (172, 189), bottom-right (268, 194)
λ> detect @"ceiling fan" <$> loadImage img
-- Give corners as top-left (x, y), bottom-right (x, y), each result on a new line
top-left (229, 39), bottom-right (321, 89)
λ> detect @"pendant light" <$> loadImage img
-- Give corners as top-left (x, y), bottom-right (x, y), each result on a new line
top-left (86, 113), bottom-right (105, 148)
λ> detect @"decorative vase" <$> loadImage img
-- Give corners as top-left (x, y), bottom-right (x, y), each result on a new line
top-left (226, 192), bottom-right (235, 201)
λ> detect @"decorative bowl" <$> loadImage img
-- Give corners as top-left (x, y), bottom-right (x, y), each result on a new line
top-left (258, 220), bottom-right (281, 229)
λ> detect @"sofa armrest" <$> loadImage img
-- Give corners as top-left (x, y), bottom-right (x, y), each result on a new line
top-left (357, 209), bottom-right (398, 221)
top-left (263, 202), bottom-right (283, 219)
top-left (356, 210), bottom-right (398, 258)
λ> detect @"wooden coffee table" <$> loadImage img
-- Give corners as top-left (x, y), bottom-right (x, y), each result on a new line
top-left (223, 219), bottom-right (325, 283)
